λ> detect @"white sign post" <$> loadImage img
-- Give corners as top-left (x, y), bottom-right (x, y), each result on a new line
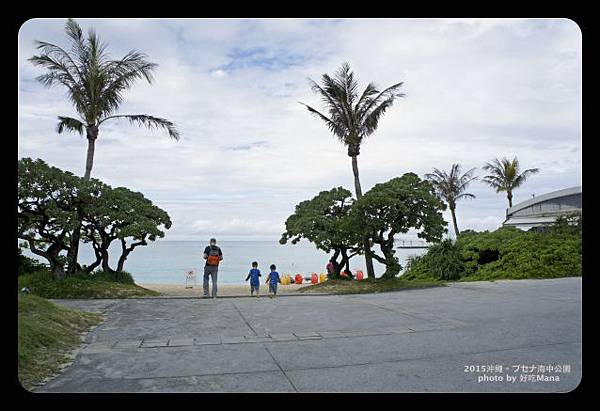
top-left (185, 269), bottom-right (196, 289)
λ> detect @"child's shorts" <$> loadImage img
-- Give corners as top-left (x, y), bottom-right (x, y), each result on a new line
top-left (251, 283), bottom-right (259, 293)
top-left (269, 283), bottom-right (278, 294)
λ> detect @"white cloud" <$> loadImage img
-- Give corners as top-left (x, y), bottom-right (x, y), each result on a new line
top-left (18, 18), bottom-right (582, 240)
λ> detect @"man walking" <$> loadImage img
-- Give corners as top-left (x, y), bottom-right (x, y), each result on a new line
top-left (203, 238), bottom-right (223, 298)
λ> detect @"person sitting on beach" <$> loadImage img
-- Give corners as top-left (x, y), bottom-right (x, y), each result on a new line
top-left (245, 261), bottom-right (261, 297)
top-left (326, 258), bottom-right (339, 277)
top-left (265, 264), bottom-right (281, 298)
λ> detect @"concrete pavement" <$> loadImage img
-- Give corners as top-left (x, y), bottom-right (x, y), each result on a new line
top-left (36, 278), bottom-right (582, 393)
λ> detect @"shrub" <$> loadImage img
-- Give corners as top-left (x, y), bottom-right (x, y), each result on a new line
top-left (401, 255), bottom-right (432, 280)
top-left (17, 247), bottom-right (47, 276)
top-left (424, 239), bottom-right (466, 280)
top-left (18, 269), bottom-right (154, 299)
top-left (403, 225), bottom-right (582, 282)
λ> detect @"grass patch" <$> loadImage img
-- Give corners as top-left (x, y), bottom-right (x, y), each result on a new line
top-left (298, 277), bottom-right (445, 295)
top-left (18, 294), bottom-right (103, 391)
top-left (18, 270), bottom-right (160, 299)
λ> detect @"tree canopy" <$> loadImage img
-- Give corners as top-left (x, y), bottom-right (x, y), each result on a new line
top-left (18, 157), bottom-right (171, 278)
top-left (280, 187), bottom-right (362, 277)
top-left (349, 173), bottom-right (447, 278)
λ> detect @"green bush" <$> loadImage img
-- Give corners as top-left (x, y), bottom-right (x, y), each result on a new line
top-left (426, 239), bottom-right (467, 280)
top-left (402, 255), bottom-right (432, 281)
top-left (17, 247), bottom-right (47, 276)
top-left (403, 225), bottom-right (582, 282)
top-left (72, 270), bottom-right (135, 285)
top-left (18, 270), bottom-right (157, 299)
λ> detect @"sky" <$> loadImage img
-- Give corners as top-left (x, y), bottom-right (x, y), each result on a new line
top-left (18, 18), bottom-right (582, 241)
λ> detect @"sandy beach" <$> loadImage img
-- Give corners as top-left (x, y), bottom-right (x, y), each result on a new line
top-left (139, 282), bottom-right (308, 297)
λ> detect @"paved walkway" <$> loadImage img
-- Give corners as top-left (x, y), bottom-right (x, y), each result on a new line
top-left (38, 278), bottom-right (582, 393)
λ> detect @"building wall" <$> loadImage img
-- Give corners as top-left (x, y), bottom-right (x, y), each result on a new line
top-left (511, 193), bottom-right (582, 218)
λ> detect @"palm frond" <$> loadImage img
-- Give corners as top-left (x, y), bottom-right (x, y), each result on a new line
top-left (357, 82), bottom-right (404, 121)
top-left (299, 103), bottom-right (346, 138)
top-left (426, 163), bottom-right (476, 204)
top-left (301, 63), bottom-right (403, 151)
top-left (56, 116), bottom-right (85, 135)
top-left (100, 114), bottom-right (180, 140)
top-left (482, 157), bottom-right (538, 193)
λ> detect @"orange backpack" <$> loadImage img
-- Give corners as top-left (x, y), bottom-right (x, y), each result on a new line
top-left (206, 246), bottom-right (221, 266)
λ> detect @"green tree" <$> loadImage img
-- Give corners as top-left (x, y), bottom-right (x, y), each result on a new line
top-left (18, 243), bottom-right (47, 276)
top-left (112, 187), bottom-right (172, 273)
top-left (350, 173), bottom-right (447, 278)
top-left (482, 157), bottom-right (539, 208)
top-left (300, 62), bottom-right (404, 279)
top-left (18, 157), bottom-right (172, 277)
top-left (29, 18), bottom-right (179, 273)
top-left (425, 164), bottom-right (477, 238)
top-left (80, 184), bottom-right (172, 274)
top-left (18, 158), bottom-right (81, 279)
top-left (280, 187), bottom-right (362, 278)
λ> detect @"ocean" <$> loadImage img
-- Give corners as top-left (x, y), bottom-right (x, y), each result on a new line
top-left (22, 241), bottom-right (427, 285)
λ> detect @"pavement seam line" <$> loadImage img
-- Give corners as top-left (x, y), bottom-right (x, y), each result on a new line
top-left (263, 345), bottom-right (299, 393)
top-left (231, 301), bottom-right (259, 336)
top-left (281, 340), bottom-right (582, 373)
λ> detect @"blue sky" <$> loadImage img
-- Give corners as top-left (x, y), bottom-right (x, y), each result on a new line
top-left (18, 18), bottom-right (582, 241)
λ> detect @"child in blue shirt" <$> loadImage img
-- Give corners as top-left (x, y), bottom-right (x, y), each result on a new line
top-left (265, 264), bottom-right (281, 298)
top-left (245, 261), bottom-right (261, 297)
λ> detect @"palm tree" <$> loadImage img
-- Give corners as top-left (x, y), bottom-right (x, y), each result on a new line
top-left (425, 164), bottom-right (477, 238)
top-left (482, 157), bottom-right (539, 208)
top-left (29, 18), bottom-right (180, 180)
top-left (300, 62), bottom-right (404, 279)
top-left (29, 19), bottom-right (179, 275)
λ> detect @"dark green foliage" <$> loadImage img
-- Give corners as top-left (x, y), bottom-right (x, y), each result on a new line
top-left (17, 245), bottom-right (47, 276)
top-left (18, 270), bottom-right (157, 299)
top-left (18, 158), bottom-right (83, 277)
top-left (280, 187), bottom-right (362, 278)
top-left (424, 240), bottom-right (466, 280)
top-left (18, 157), bottom-right (171, 278)
top-left (403, 224), bottom-right (582, 281)
top-left (350, 173), bottom-right (447, 278)
top-left (477, 248), bottom-right (500, 265)
top-left (280, 174), bottom-right (448, 280)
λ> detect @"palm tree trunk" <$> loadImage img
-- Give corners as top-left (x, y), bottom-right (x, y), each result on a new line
top-left (68, 126), bottom-right (98, 275)
top-left (507, 190), bottom-right (513, 208)
top-left (450, 206), bottom-right (460, 238)
top-left (351, 155), bottom-right (376, 279)
top-left (84, 126), bottom-right (98, 180)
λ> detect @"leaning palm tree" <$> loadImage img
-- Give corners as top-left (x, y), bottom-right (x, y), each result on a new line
top-left (425, 164), bottom-right (477, 238)
top-left (29, 18), bottom-right (180, 180)
top-left (300, 62), bottom-right (404, 279)
top-left (482, 157), bottom-right (539, 208)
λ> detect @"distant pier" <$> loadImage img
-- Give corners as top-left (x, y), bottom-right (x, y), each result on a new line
top-left (396, 240), bottom-right (430, 249)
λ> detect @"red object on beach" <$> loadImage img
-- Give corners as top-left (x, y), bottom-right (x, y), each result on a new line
top-left (356, 270), bottom-right (364, 281)
top-left (295, 274), bottom-right (303, 284)
top-left (311, 273), bottom-right (318, 284)
top-left (340, 271), bottom-right (348, 278)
